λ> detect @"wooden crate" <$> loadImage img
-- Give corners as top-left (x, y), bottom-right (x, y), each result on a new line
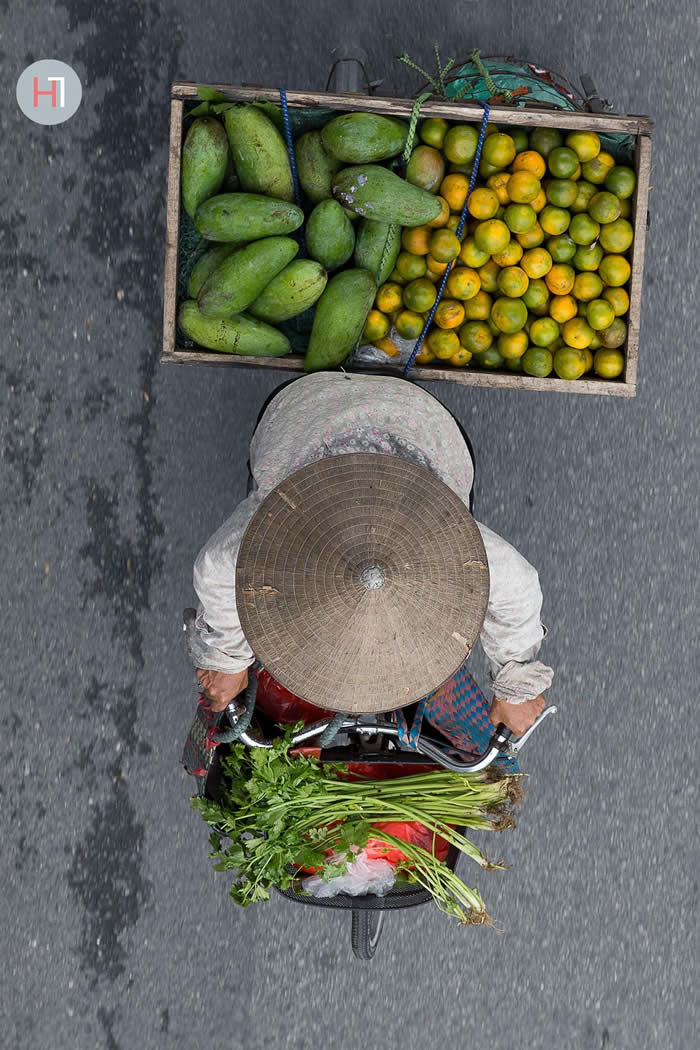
top-left (162, 81), bottom-right (652, 397)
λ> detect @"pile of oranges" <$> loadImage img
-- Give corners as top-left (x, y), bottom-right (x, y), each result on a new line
top-left (362, 119), bottom-right (636, 381)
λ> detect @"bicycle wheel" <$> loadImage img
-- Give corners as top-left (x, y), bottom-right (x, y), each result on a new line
top-left (351, 907), bottom-right (385, 960)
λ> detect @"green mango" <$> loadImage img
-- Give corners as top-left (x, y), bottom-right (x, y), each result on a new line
top-left (333, 165), bottom-right (443, 226)
top-left (198, 237), bottom-right (299, 318)
top-left (194, 193), bottom-right (304, 243)
top-left (353, 219), bottom-right (401, 285)
top-left (223, 104), bottom-right (294, 202)
top-left (221, 148), bottom-right (239, 192)
top-left (248, 260), bottom-right (328, 322)
top-left (321, 112), bottom-right (408, 163)
top-left (305, 200), bottom-right (355, 271)
top-left (296, 130), bottom-right (342, 204)
top-left (187, 243), bottom-right (239, 299)
top-left (181, 117), bottom-right (229, 219)
top-left (304, 268), bottom-right (376, 372)
top-left (178, 300), bottom-right (290, 356)
top-left (405, 145), bottom-right (445, 194)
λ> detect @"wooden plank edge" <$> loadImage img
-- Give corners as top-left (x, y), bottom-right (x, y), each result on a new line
top-left (162, 98), bottom-right (184, 357)
top-left (160, 349), bottom-right (634, 395)
top-left (170, 82), bottom-right (652, 135)
top-left (624, 134), bottom-right (651, 390)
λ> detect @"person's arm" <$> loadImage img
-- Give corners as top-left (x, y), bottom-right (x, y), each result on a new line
top-left (186, 492), bottom-right (260, 709)
top-left (474, 520), bottom-right (553, 733)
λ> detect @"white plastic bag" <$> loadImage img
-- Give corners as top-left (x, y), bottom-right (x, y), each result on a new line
top-left (301, 848), bottom-right (396, 898)
top-left (353, 327), bottom-right (419, 368)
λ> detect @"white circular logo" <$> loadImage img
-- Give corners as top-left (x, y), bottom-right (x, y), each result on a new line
top-left (16, 60), bottom-right (82, 125)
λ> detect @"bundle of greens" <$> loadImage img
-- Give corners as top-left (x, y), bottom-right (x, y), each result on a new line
top-left (191, 724), bottom-right (525, 926)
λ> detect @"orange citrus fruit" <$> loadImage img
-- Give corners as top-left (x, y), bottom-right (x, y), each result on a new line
top-left (491, 296), bottom-right (528, 333)
top-left (512, 150), bottom-right (547, 178)
top-left (434, 299), bottom-right (465, 329)
top-left (429, 229), bottom-right (462, 263)
top-left (474, 219), bottom-right (511, 255)
top-left (388, 267), bottom-right (406, 285)
top-left (395, 309), bottom-right (426, 339)
top-left (589, 191), bottom-right (621, 224)
top-left (439, 173), bottom-right (471, 212)
top-left (565, 131), bottom-right (601, 162)
top-left (375, 283), bottom-right (403, 314)
top-left (546, 179), bottom-right (578, 208)
top-left (504, 204), bottom-right (537, 234)
top-left (548, 146), bottom-right (579, 178)
top-left (599, 218), bottom-right (634, 253)
top-left (477, 259), bottom-right (501, 293)
top-left (522, 278), bottom-right (550, 313)
top-left (569, 213), bottom-right (600, 245)
top-left (599, 255), bottom-right (631, 287)
top-left (443, 124), bottom-right (479, 165)
top-left (459, 320), bottom-right (493, 354)
top-left (450, 346), bottom-right (473, 367)
top-left (414, 345), bottom-right (436, 364)
top-left (420, 117), bottom-right (450, 149)
top-left (497, 265), bottom-right (529, 298)
top-left (522, 346), bottom-right (553, 377)
top-left (569, 180), bottom-right (597, 213)
top-left (487, 171), bottom-right (512, 205)
top-left (492, 240), bottom-right (523, 267)
top-left (427, 195), bottom-right (451, 228)
top-left (573, 243), bottom-right (604, 271)
top-left (594, 347), bottom-right (624, 378)
top-left (445, 266), bottom-right (481, 300)
top-left (581, 347), bottom-right (594, 371)
top-left (403, 278), bottom-right (438, 313)
top-left (530, 316), bottom-right (560, 347)
top-left (401, 226), bottom-right (432, 255)
top-left (363, 309), bottom-right (390, 341)
top-left (545, 263), bottom-right (575, 295)
top-left (481, 133), bottom-right (517, 169)
top-left (599, 317), bottom-right (627, 348)
top-left (553, 346), bottom-right (587, 379)
top-left (426, 328), bottom-right (461, 359)
top-left (547, 234), bottom-right (577, 262)
top-left (463, 290), bottom-right (493, 320)
top-left (497, 330), bottom-right (529, 359)
top-left (473, 346), bottom-right (505, 370)
top-left (581, 151), bottom-right (615, 184)
top-left (521, 247), bottom-right (553, 279)
top-left (605, 166), bottom-right (636, 199)
top-left (530, 128), bottom-right (563, 157)
top-left (395, 251), bottom-right (428, 281)
top-left (573, 272), bottom-right (604, 301)
top-left (459, 237), bottom-right (490, 268)
top-left (549, 293), bottom-right (578, 324)
top-left (602, 286), bottom-right (630, 316)
top-left (586, 298), bottom-right (616, 331)
top-left (425, 255), bottom-right (450, 275)
top-left (507, 171), bottom-right (541, 203)
top-left (373, 336), bottom-right (401, 358)
top-left (539, 205), bottom-right (571, 236)
top-left (562, 317), bottom-right (594, 348)
top-left (531, 187), bottom-right (547, 213)
top-left (516, 222), bottom-right (545, 248)
top-left (467, 187), bottom-right (500, 220)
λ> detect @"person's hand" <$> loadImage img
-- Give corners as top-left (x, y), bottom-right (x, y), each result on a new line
top-left (196, 668), bottom-right (249, 712)
top-left (489, 693), bottom-right (546, 737)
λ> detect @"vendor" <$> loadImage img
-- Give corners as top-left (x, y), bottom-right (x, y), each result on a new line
top-left (187, 372), bottom-right (552, 736)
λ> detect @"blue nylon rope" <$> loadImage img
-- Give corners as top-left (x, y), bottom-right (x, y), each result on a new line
top-left (402, 101), bottom-right (491, 377)
top-left (279, 86), bottom-right (306, 256)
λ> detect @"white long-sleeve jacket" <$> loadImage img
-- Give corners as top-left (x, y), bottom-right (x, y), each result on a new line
top-left (187, 373), bottom-right (553, 704)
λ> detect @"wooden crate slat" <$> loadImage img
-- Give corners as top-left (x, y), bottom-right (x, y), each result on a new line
top-left (624, 134), bottom-right (652, 390)
top-left (170, 81), bottom-right (653, 135)
top-left (162, 98), bottom-right (184, 357)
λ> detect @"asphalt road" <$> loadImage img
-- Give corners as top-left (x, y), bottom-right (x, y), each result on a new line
top-left (1, 2), bottom-right (698, 1048)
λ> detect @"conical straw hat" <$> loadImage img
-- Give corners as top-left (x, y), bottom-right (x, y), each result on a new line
top-left (236, 453), bottom-right (489, 714)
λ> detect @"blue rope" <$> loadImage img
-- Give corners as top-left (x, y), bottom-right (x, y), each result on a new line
top-left (402, 101), bottom-right (491, 376)
top-left (279, 86), bottom-right (306, 256)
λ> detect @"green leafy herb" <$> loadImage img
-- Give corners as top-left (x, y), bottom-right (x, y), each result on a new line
top-left (191, 724), bottom-right (525, 924)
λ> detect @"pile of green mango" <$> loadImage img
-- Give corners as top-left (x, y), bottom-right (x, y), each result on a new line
top-left (178, 105), bottom-right (442, 371)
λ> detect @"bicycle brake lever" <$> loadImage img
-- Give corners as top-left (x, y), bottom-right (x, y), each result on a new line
top-left (507, 704), bottom-right (558, 754)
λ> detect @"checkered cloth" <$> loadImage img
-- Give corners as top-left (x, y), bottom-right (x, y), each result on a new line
top-left (396, 661), bottom-right (519, 773)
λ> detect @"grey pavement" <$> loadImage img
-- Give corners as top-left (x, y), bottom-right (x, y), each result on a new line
top-left (1, 2), bottom-right (698, 1048)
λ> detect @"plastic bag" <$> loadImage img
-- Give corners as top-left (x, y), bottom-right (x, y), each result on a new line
top-left (353, 327), bottom-right (418, 368)
top-left (301, 848), bottom-right (396, 898)
top-left (366, 820), bottom-right (452, 864)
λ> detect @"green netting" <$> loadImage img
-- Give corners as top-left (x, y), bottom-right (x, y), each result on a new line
top-left (444, 58), bottom-right (635, 163)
